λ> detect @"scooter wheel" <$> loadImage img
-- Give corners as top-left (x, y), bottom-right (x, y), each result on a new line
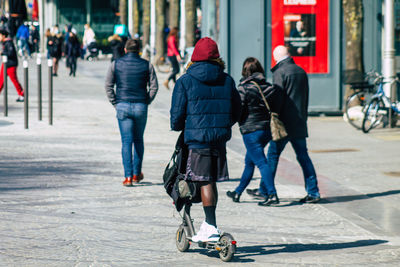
top-left (219, 233), bottom-right (236, 262)
top-left (176, 225), bottom-right (190, 252)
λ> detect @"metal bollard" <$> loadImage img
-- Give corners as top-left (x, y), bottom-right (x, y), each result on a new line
top-left (2, 55), bottom-right (8, 117)
top-left (23, 60), bottom-right (29, 129)
top-left (48, 59), bottom-right (53, 125)
top-left (37, 54), bottom-right (42, 121)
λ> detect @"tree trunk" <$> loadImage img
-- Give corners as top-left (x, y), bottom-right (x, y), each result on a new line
top-left (131, 0), bottom-right (140, 37)
top-left (342, 0), bottom-right (364, 99)
top-left (169, 0), bottom-right (179, 29)
top-left (119, 0), bottom-right (127, 25)
top-left (185, 0), bottom-right (196, 47)
top-left (142, 0), bottom-right (150, 46)
top-left (155, 0), bottom-right (166, 62)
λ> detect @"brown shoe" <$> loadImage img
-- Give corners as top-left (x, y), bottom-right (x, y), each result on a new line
top-left (123, 177), bottom-right (133, 187)
top-left (163, 80), bottom-right (170, 90)
top-left (132, 173), bottom-right (144, 183)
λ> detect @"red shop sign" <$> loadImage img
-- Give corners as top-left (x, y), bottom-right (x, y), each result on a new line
top-left (271, 0), bottom-right (330, 74)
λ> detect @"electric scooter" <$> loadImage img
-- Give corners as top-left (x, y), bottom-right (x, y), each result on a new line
top-left (175, 203), bottom-right (237, 262)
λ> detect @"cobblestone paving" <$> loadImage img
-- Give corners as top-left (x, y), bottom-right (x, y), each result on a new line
top-left (0, 59), bottom-right (399, 266)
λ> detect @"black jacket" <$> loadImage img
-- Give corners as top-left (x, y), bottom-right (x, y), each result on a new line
top-left (1, 39), bottom-right (18, 68)
top-left (48, 35), bottom-right (63, 58)
top-left (271, 57), bottom-right (309, 138)
top-left (66, 36), bottom-right (81, 58)
top-left (238, 72), bottom-right (284, 135)
top-left (109, 39), bottom-right (125, 61)
top-left (170, 61), bottom-right (241, 148)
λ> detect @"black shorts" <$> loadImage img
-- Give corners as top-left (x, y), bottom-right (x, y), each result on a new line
top-left (185, 148), bottom-right (229, 182)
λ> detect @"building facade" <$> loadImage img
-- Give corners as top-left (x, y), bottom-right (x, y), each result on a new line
top-left (201, 0), bottom-right (387, 113)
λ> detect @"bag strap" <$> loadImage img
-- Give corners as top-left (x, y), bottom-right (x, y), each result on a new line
top-left (250, 81), bottom-right (271, 113)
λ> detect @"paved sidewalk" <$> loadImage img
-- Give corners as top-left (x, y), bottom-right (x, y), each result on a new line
top-left (0, 59), bottom-right (399, 266)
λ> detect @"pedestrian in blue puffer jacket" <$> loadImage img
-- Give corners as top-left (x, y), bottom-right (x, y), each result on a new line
top-left (170, 37), bottom-right (241, 242)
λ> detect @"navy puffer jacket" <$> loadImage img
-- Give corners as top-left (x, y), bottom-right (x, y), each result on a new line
top-left (170, 61), bottom-right (241, 148)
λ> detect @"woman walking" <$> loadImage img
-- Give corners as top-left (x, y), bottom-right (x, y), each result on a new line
top-left (66, 29), bottom-right (81, 77)
top-left (163, 27), bottom-right (181, 90)
top-left (226, 57), bottom-right (284, 206)
top-left (170, 37), bottom-right (241, 242)
top-left (47, 25), bottom-right (63, 76)
top-left (108, 34), bottom-right (125, 62)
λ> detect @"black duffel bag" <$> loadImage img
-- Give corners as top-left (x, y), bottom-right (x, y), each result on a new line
top-left (163, 133), bottom-right (200, 211)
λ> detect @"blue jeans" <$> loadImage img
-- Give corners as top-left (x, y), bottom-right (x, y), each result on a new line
top-left (235, 130), bottom-right (276, 196)
top-left (267, 138), bottom-right (320, 197)
top-left (18, 39), bottom-right (31, 57)
top-left (116, 102), bottom-right (148, 178)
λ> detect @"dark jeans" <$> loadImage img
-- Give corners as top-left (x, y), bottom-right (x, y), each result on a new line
top-left (235, 130), bottom-right (276, 196)
top-left (116, 102), bottom-right (148, 177)
top-left (267, 137), bottom-right (320, 197)
top-left (167, 55), bottom-right (180, 82)
top-left (68, 57), bottom-right (77, 76)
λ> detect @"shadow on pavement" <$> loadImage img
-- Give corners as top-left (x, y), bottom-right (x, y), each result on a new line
top-left (0, 159), bottom-right (118, 191)
top-left (231, 239), bottom-right (388, 262)
top-left (319, 190), bottom-right (400, 204)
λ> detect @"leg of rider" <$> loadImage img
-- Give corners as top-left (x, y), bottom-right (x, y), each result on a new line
top-left (201, 182), bottom-right (218, 227)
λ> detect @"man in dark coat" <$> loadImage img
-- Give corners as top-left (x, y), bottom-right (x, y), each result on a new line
top-left (170, 37), bottom-right (241, 242)
top-left (267, 45), bottom-right (320, 203)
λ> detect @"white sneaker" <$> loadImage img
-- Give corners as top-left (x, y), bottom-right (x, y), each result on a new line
top-left (191, 221), bottom-right (220, 242)
top-left (16, 96), bottom-right (24, 102)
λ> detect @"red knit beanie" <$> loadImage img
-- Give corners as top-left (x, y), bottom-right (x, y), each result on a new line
top-left (191, 37), bottom-right (220, 62)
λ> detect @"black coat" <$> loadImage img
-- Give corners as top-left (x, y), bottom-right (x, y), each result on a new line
top-left (238, 72), bottom-right (284, 135)
top-left (271, 57), bottom-right (309, 138)
top-left (1, 39), bottom-right (18, 68)
top-left (66, 36), bottom-right (81, 58)
top-left (48, 35), bottom-right (63, 59)
top-left (109, 39), bottom-right (125, 61)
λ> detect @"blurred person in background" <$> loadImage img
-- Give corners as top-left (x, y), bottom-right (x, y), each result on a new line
top-left (47, 25), bottom-right (63, 76)
top-left (16, 22), bottom-right (30, 57)
top-left (29, 24), bottom-right (40, 54)
top-left (108, 34), bottom-right (125, 62)
top-left (82, 24), bottom-right (96, 58)
top-left (66, 29), bottom-right (81, 77)
top-left (163, 27), bottom-right (181, 90)
top-left (0, 29), bottom-right (24, 102)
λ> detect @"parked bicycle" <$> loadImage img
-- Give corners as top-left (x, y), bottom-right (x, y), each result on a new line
top-left (362, 73), bottom-right (400, 133)
top-left (344, 70), bottom-right (376, 130)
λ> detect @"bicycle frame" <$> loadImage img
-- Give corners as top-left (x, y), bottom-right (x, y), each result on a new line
top-left (373, 80), bottom-right (400, 114)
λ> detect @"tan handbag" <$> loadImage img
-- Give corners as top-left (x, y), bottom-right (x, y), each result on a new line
top-left (251, 81), bottom-right (288, 141)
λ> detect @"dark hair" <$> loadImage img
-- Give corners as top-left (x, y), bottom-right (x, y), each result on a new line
top-left (241, 57), bottom-right (265, 78)
top-left (125, 39), bottom-right (141, 53)
top-left (0, 29), bottom-right (9, 37)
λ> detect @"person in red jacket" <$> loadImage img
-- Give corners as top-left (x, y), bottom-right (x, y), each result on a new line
top-left (163, 27), bottom-right (181, 90)
top-left (0, 29), bottom-right (24, 102)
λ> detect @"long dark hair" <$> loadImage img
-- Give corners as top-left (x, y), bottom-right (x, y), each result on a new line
top-left (241, 57), bottom-right (265, 78)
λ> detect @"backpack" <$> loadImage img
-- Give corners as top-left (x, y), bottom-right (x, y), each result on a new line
top-left (163, 133), bottom-right (201, 211)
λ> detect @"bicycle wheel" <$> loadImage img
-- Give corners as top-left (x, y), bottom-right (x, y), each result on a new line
top-left (155, 56), bottom-right (171, 73)
top-left (345, 91), bottom-right (371, 130)
top-left (362, 98), bottom-right (387, 133)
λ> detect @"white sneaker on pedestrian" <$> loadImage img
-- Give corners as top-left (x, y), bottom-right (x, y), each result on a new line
top-left (16, 96), bottom-right (24, 102)
top-left (191, 221), bottom-right (220, 242)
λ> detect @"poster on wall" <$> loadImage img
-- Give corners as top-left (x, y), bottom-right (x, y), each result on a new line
top-left (271, 0), bottom-right (329, 74)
